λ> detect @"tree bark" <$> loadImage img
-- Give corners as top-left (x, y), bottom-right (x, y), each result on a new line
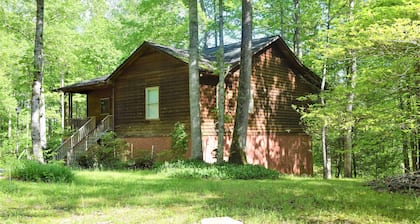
top-left (343, 0), bottom-right (356, 178)
top-left (32, 0), bottom-right (45, 163)
top-left (213, 0), bottom-right (217, 47)
top-left (40, 93), bottom-right (47, 150)
top-left (293, 0), bottom-right (301, 58)
top-left (217, 0), bottom-right (225, 163)
top-left (321, 0), bottom-right (332, 180)
top-left (199, 0), bottom-right (209, 49)
top-left (189, 0), bottom-right (203, 160)
top-left (229, 0), bottom-right (252, 164)
top-left (402, 138), bottom-right (410, 173)
top-left (279, 2), bottom-right (285, 39)
top-left (344, 59), bottom-right (356, 178)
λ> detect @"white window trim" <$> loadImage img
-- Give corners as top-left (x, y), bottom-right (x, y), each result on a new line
top-left (145, 86), bottom-right (159, 120)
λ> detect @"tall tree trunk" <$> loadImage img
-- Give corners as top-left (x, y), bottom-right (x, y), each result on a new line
top-left (229, 0), bottom-right (252, 164)
top-left (416, 83), bottom-right (420, 171)
top-left (344, 59), bottom-right (356, 178)
top-left (217, 0), bottom-right (225, 163)
top-left (279, 2), bottom-right (285, 39)
top-left (352, 152), bottom-right (357, 177)
top-left (416, 137), bottom-right (420, 171)
top-left (336, 153), bottom-right (342, 178)
top-left (40, 93), bottom-right (47, 150)
top-left (400, 98), bottom-right (411, 173)
top-left (213, 0), bottom-right (217, 47)
top-left (32, 0), bottom-right (45, 163)
top-left (321, 0), bottom-right (332, 180)
top-left (189, 0), bottom-right (203, 160)
top-left (343, 0), bottom-right (356, 178)
top-left (199, 0), bottom-right (209, 49)
top-left (293, 0), bottom-right (301, 58)
top-left (402, 138), bottom-right (410, 173)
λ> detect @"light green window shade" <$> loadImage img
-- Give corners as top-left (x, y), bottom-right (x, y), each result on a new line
top-left (146, 87), bottom-right (159, 120)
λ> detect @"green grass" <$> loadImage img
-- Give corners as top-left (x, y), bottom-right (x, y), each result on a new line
top-left (0, 170), bottom-right (418, 223)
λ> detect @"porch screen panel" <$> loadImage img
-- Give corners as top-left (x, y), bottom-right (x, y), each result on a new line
top-left (146, 86), bottom-right (159, 120)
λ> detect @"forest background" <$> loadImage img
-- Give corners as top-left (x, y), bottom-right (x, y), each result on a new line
top-left (0, 0), bottom-right (418, 178)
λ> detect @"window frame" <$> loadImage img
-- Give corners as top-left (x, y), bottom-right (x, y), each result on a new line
top-left (145, 86), bottom-right (160, 120)
top-left (100, 97), bottom-right (110, 115)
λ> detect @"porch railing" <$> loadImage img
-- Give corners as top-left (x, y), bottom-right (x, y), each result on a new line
top-left (57, 115), bottom-right (114, 165)
top-left (55, 117), bottom-right (96, 161)
top-left (65, 118), bottom-right (90, 130)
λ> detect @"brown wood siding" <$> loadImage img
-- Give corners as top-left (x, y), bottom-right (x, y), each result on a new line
top-left (200, 75), bottom-right (217, 137)
top-left (87, 88), bottom-right (113, 123)
top-left (225, 46), bottom-right (315, 135)
top-left (113, 47), bottom-right (190, 138)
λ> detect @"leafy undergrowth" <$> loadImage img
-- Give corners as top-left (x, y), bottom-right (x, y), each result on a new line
top-left (367, 171), bottom-right (420, 196)
top-left (0, 170), bottom-right (418, 223)
top-left (9, 160), bottom-right (74, 183)
top-left (157, 160), bottom-right (279, 180)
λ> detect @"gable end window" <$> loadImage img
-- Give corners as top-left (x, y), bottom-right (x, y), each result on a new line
top-left (145, 86), bottom-right (159, 120)
top-left (100, 98), bottom-right (110, 115)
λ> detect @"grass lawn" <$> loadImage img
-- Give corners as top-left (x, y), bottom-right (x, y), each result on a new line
top-left (0, 170), bottom-right (418, 223)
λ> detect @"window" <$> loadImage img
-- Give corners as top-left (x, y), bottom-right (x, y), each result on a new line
top-left (145, 87), bottom-right (159, 120)
top-left (100, 98), bottom-right (110, 115)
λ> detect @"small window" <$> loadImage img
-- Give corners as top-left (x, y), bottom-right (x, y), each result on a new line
top-left (146, 87), bottom-right (159, 120)
top-left (100, 98), bottom-right (110, 115)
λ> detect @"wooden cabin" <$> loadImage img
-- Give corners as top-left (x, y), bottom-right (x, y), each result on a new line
top-left (57, 36), bottom-right (321, 175)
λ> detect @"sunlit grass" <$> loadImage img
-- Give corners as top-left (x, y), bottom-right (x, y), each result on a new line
top-left (0, 170), bottom-right (418, 223)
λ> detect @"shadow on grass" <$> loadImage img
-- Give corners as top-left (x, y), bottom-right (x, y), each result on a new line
top-left (0, 171), bottom-right (418, 223)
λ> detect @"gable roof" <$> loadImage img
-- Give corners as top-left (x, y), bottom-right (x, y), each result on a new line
top-left (57, 35), bottom-right (321, 93)
top-left (203, 36), bottom-right (279, 65)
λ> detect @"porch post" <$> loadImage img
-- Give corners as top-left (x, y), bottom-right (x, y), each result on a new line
top-left (61, 74), bottom-right (65, 130)
top-left (112, 86), bottom-right (115, 129)
top-left (68, 93), bottom-right (73, 128)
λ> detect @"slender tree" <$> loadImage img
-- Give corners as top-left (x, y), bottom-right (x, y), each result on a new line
top-left (293, 0), bottom-right (301, 57)
top-left (344, 0), bottom-right (356, 178)
top-left (189, 0), bottom-right (203, 160)
top-left (321, 0), bottom-right (332, 179)
top-left (229, 0), bottom-right (252, 164)
top-left (32, 0), bottom-right (45, 163)
top-left (217, 0), bottom-right (225, 163)
top-left (199, 0), bottom-right (211, 49)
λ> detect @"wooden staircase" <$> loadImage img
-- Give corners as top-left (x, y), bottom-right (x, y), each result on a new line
top-left (55, 115), bottom-right (113, 165)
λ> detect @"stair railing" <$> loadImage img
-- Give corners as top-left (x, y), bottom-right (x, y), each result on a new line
top-left (68, 115), bottom-right (114, 164)
top-left (55, 117), bottom-right (96, 161)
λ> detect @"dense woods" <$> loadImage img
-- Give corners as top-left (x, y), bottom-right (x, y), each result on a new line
top-left (0, 0), bottom-right (418, 178)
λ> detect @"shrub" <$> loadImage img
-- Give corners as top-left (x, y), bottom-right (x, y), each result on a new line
top-left (129, 150), bottom-right (155, 170)
top-left (170, 122), bottom-right (188, 160)
top-left (10, 160), bottom-right (74, 183)
top-left (157, 160), bottom-right (279, 180)
top-left (149, 122), bottom-right (188, 164)
top-left (76, 131), bottom-right (129, 169)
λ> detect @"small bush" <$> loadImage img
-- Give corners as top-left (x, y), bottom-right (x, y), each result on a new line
top-left (76, 131), bottom-right (128, 169)
top-left (129, 150), bottom-right (154, 170)
top-left (157, 160), bottom-right (279, 180)
top-left (170, 122), bottom-right (188, 160)
top-left (10, 160), bottom-right (74, 183)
